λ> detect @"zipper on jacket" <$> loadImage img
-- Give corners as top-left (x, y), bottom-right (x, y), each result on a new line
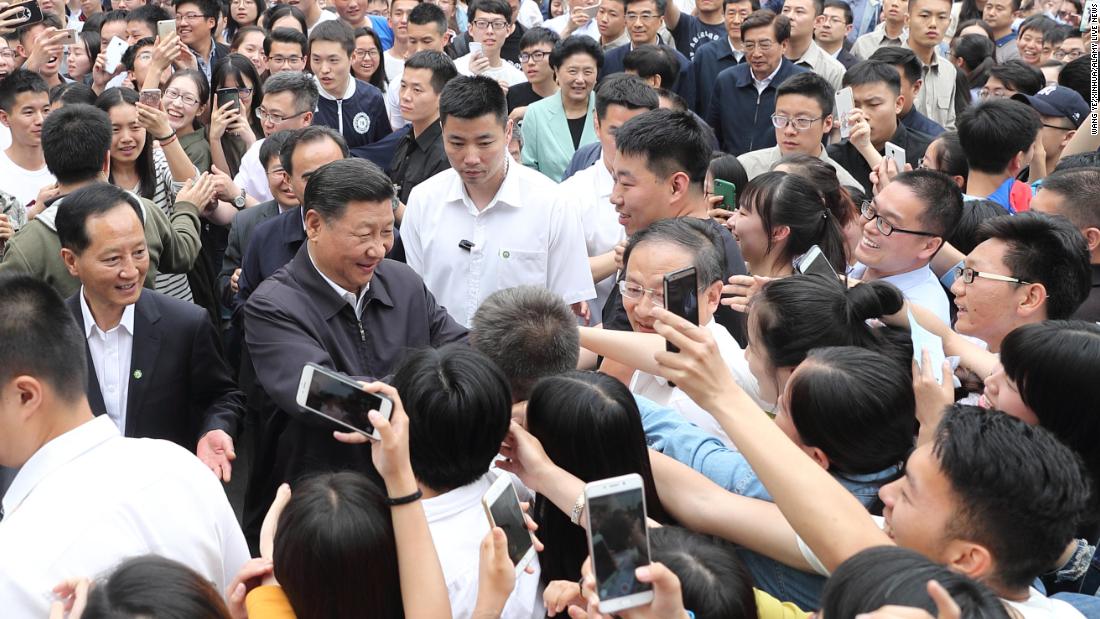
top-left (337, 98), bottom-right (344, 134)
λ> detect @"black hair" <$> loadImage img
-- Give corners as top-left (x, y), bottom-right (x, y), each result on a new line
top-left (408, 2), bottom-right (449, 33)
top-left (279, 124), bottom-right (348, 176)
top-left (82, 12), bottom-right (108, 36)
top-left (0, 68), bottom-right (48, 113)
top-left (303, 157), bottom-right (391, 222)
top-left (594, 73), bottom-right (659, 120)
top-left (274, 472), bottom-right (403, 619)
top-left (166, 69), bottom-right (210, 132)
top-left (842, 59), bottom-right (901, 96)
top-left (648, 527), bottom-right (758, 619)
top-left (626, 0), bottom-right (668, 13)
top-left (933, 406), bottom-right (1090, 591)
top-left (56, 183), bottom-right (145, 255)
top-left (956, 98), bottom-right (1041, 174)
top-left (16, 13), bottom-right (62, 43)
top-left (439, 75), bottom-right (508, 126)
top-left (974, 212), bottom-right (1091, 319)
top-left (259, 129), bottom-right (294, 168)
top-left (121, 37), bottom-right (156, 73)
top-left (889, 169), bottom-right (963, 238)
top-left (100, 9), bottom-right (130, 30)
top-left (231, 24), bottom-right (267, 52)
top-left (723, 0), bottom-right (761, 9)
top-left (95, 88), bottom-right (158, 200)
top-left (988, 60), bottom-right (1045, 96)
top-left (470, 286), bottom-right (580, 401)
top-left (174, 0), bottom-right (221, 20)
top-left (42, 103), bottom-right (112, 184)
top-left (622, 44), bottom-right (677, 87)
top-left (212, 53), bottom-right (264, 134)
top-left (129, 4), bottom-right (173, 34)
top-left (227, 0), bottom-right (265, 37)
top-left (262, 4), bottom-right (308, 33)
top-left (0, 275), bottom-right (88, 406)
top-left (957, 0), bottom-right (984, 21)
top-left (823, 0), bottom-right (852, 22)
top-left (469, 0), bottom-right (512, 21)
top-left (519, 24), bottom-right (560, 49)
top-left (353, 27), bottom-right (389, 92)
top-left (526, 371), bottom-right (668, 584)
top-left (738, 171), bottom-right (850, 272)
top-left (775, 71), bottom-right (834, 116)
top-left (49, 82), bottom-right (96, 107)
top-left (952, 34), bottom-right (994, 89)
top-left (82, 556), bottom-right (232, 619)
top-left (821, 546), bottom-right (1011, 619)
top-left (655, 87), bottom-right (688, 112)
top-left (869, 46), bottom-right (922, 86)
top-left (78, 29), bottom-right (103, 71)
top-left (1018, 13), bottom-right (1058, 40)
top-left (740, 9), bottom-right (790, 42)
top-left (309, 18), bottom-right (356, 56)
top-left (929, 130), bottom-right (968, 185)
top-left (770, 154), bottom-right (856, 229)
top-left (946, 199), bottom-right (1003, 254)
top-left (403, 50), bottom-right (459, 94)
top-left (708, 153), bottom-right (749, 199)
top-left (1057, 55), bottom-right (1092, 104)
top-left (614, 108), bottom-right (710, 186)
top-left (261, 70), bottom-right (320, 115)
top-left (550, 34), bottom-right (604, 72)
top-left (264, 25), bottom-right (308, 58)
top-left (1038, 167), bottom-right (1100, 230)
top-left (622, 216), bottom-right (728, 289)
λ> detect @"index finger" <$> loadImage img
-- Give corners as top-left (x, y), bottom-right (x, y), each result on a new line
top-left (927, 580), bottom-right (961, 619)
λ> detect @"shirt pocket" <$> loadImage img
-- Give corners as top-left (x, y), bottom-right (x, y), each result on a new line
top-left (935, 94), bottom-right (953, 115)
top-left (496, 248), bottom-right (547, 289)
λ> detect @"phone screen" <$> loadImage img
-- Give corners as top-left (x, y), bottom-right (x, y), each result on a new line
top-left (663, 266), bottom-right (699, 353)
top-left (588, 487), bottom-right (651, 602)
top-left (217, 88), bottom-right (240, 111)
top-left (488, 484), bottom-right (534, 565)
top-left (306, 369), bottom-right (386, 435)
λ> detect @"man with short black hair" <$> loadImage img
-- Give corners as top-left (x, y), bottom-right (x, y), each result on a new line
top-left (389, 51), bottom-right (457, 207)
top-left (981, 59), bottom-right (1046, 98)
top-left (691, 0), bottom-right (758, 116)
top-left (506, 26), bottom-right (561, 119)
top-left (233, 71), bottom-right (318, 202)
top-left (127, 4), bottom-right (172, 43)
top-left (983, 0), bottom-right (1022, 61)
top-left (173, 0), bottom-right (230, 82)
top-left (454, 0), bottom-right (527, 84)
top-left (780, 0), bottom-right (845, 91)
top-left (263, 27), bottom-right (309, 74)
top-left (601, 0), bottom-right (697, 108)
top-left (1029, 167), bottom-right (1100, 322)
top-left (955, 98), bottom-right (1041, 212)
top-left (905, 0), bottom-right (956, 129)
top-left (623, 44), bottom-right (680, 88)
top-left (870, 45), bottom-right (945, 136)
top-left (815, 0), bottom-right (857, 67)
top-left (0, 69), bottom-right (54, 210)
top-left (386, 2), bottom-right (454, 128)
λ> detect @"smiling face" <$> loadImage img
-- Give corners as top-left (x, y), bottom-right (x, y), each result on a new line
top-left (555, 52), bottom-right (599, 106)
top-left (610, 151), bottom-right (675, 235)
top-left (107, 102), bottom-right (146, 164)
top-left (442, 113), bottom-right (511, 190)
top-left (125, 19), bottom-right (155, 43)
top-left (622, 241), bottom-right (693, 333)
top-left (878, 444), bottom-right (958, 562)
top-left (949, 238), bottom-right (1041, 349)
top-left (390, 0), bottom-right (420, 38)
top-left (307, 199), bottom-right (395, 292)
top-left (175, 1), bottom-right (216, 47)
top-left (61, 202), bottom-right (149, 312)
top-left (625, 0), bottom-right (663, 45)
top-left (352, 34), bottom-right (381, 81)
top-left (855, 181), bottom-right (940, 277)
top-left (1016, 27), bottom-right (1044, 65)
top-left (264, 154), bottom-right (298, 208)
top-left (164, 74), bottom-right (205, 134)
top-left (730, 197), bottom-right (772, 264)
top-left (233, 29), bottom-right (267, 74)
top-left (311, 39), bottom-right (353, 97)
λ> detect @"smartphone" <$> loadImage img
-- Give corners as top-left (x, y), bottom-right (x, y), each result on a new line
top-left (4, 0), bottom-right (44, 28)
top-left (584, 474), bottom-right (653, 614)
top-left (139, 88), bottom-right (161, 108)
top-left (217, 87), bottom-right (241, 111)
top-left (795, 244), bottom-right (838, 281)
top-left (157, 19), bottom-right (177, 41)
top-left (908, 309), bottom-right (946, 384)
top-left (57, 28), bottom-right (76, 45)
top-left (469, 41), bottom-right (483, 56)
top-left (662, 266), bottom-right (699, 354)
top-left (482, 475), bottom-right (537, 575)
top-left (104, 36), bottom-right (129, 74)
top-left (577, 2), bottom-right (601, 17)
top-left (835, 86), bottom-right (854, 139)
top-left (713, 178), bottom-right (737, 210)
top-left (295, 363), bottom-right (394, 440)
top-left (885, 141), bottom-right (906, 172)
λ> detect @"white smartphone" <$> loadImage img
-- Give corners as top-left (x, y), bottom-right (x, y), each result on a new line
top-left (104, 36), bottom-right (129, 74)
top-left (885, 141), bottom-right (906, 172)
top-left (468, 41), bottom-right (483, 56)
top-left (577, 2), bottom-right (601, 17)
top-left (157, 19), bottom-right (176, 41)
top-left (835, 86), bottom-right (854, 139)
top-left (295, 363), bottom-right (393, 440)
top-left (584, 474), bottom-right (653, 614)
top-left (795, 244), bottom-right (839, 281)
top-left (482, 475), bottom-right (537, 576)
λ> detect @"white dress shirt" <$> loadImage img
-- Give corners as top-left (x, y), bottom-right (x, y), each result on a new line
top-left (234, 138), bottom-right (274, 202)
top-left (0, 416), bottom-right (250, 618)
top-left (423, 471), bottom-right (544, 619)
top-left (850, 262), bottom-right (952, 325)
top-left (752, 62), bottom-right (783, 94)
top-left (383, 51), bottom-right (406, 85)
top-left (558, 154), bottom-right (623, 321)
top-left (629, 321), bottom-right (767, 448)
top-left (403, 161), bottom-right (596, 327)
top-left (453, 54), bottom-right (529, 86)
top-left (80, 289), bottom-right (135, 432)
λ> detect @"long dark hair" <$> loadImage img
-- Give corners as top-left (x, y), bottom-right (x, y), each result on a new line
top-left (82, 555), bottom-right (232, 619)
top-left (353, 26), bottom-right (389, 92)
top-left (649, 527), bottom-right (758, 619)
top-left (95, 87), bottom-right (157, 200)
top-left (165, 69), bottom-right (210, 133)
top-left (227, 0), bottom-right (266, 39)
top-left (212, 53), bottom-right (264, 135)
top-left (952, 33), bottom-right (994, 89)
top-left (274, 472), bottom-right (404, 619)
top-left (525, 371), bottom-right (668, 585)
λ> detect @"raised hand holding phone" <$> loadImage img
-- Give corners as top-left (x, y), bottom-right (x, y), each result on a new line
top-left (835, 87), bottom-right (854, 139)
top-left (652, 305), bottom-right (743, 414)
top-left (482, 475), bottom-right (537, 574)
top-left (572, 558), bottom-right (689, 619)
top-left (662, 266), bottom-right (699, 354)
top-left (583, 474), bottom-right (654, 614)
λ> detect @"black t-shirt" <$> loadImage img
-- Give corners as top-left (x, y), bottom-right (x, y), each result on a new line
top-left (507, 82), bottom-right (543, 112)
top-left (670, 14), bottom-right (726, 60)
top-left (567, 116), bottom-right (586, 150)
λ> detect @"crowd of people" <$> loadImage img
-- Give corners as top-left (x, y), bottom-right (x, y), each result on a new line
top-left (0, 0), bottom-right (1098, 615)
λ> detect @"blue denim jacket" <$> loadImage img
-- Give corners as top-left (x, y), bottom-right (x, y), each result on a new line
top-left (638, 398), bottom-right (900, 610)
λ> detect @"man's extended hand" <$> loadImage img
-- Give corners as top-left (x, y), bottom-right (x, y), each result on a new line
top-left (197, 429), bottom-right (236, 482)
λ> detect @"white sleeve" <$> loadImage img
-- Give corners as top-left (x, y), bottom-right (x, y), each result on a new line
top-left (795, 514), bottom-right (887, 577)
top-left (546, 192), bottom-right (597, 305)
top-left (386, 75), bottom-right (407, 130)
top-left (402, 186), bottom-right (426, 276)
top-left (234, 142), bottom-right (274, 202)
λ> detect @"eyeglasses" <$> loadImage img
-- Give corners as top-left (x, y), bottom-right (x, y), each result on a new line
top-left (953, 266), bottom-right (1031, 286)
top-left (1053, 48), bottom-right (1083, 60)
top-left (176, 11), bottom-right (208, 21)
top-left (979, 87), bottom-right (1015, 98)
top-left (472, 18), bottom-right (510, 30)
top-left (742, 39), bottom-right (776, 51)
top-left (619, 280), bottom-right (665, 307)
top-left (519, 50), bottom-right (550, 63)
top-left (164, 88), bottom-right (200, 106)
top-left (860, 201), bottom-right (938, 237)
top-left (353, 48), bottom-right (381, 59)
top-left (0, 50), bottom-right (16, 60)
top-left (823, 15), bottom-right (847, 23)
top-left (267, 54), bottom-right (304, 66)
top-left (771, 114), bottom-right (821, 131)
top-left (624, 11), bottom-right (660, 21)
top-left (255, 107), bottom-right (308, 124)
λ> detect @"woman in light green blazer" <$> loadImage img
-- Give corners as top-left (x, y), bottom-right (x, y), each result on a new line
top-left (520, 35), bottom-right (604, 182)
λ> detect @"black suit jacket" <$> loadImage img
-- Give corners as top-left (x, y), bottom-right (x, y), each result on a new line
top-left (66, 290), bottom-right (244, 449)
top-left (218, 200), bottom-right (282, 308)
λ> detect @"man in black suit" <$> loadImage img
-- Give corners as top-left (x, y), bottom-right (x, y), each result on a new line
top-left (56, 183), bottom-right (244, 482)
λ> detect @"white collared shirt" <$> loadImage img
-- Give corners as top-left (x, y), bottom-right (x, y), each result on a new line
top-left (558, 154), bottom-right (623, 320)
top-left (0, 416), bottom-right (250, 618)
top-left (403, 161), bottom-right (596, 327)
top-left (738, 144), bottom-right (864, 188)
top-left (752, 62), bottom-right (783, 94)
top-left (788, 40), bottom-right (846, 92)
top-left (307, 248), bottom-right (370, 318)
top-left (629, 321), bottom-right (766, 449)
top-left (850, 262), bottom-right (951, 325)
top-left (385, 71), bottom-right (407, 130)
top-left (423, 471), bottom-right (544, 619)
top-left (234, 138), bottom-right (274, 203)
top-left (80, 289), bottom-right (135, 432)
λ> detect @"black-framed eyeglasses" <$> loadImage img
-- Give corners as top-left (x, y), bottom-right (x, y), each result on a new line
top-left (255, 108), bottom-right (308, 124)
top-left (953, 266), bottom-right (1032, 286)
top-left (519, 50), bottom-right (550, 63)
top-left (860, 201), bottom-right (938, 237)
top-left (771, 114), bottom-right (822, 131)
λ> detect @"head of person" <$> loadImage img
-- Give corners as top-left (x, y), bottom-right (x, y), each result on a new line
top-left (648, 527), bottom-right (759, 619)
top-left (280, 125), bottom-right (349, 203)
top-left (622, 44), bottom-right (678, 89)
top-left (0, 36), bottom-right (16, 81)
top-left (920, 130), bottom-right (968, 189)
top-left (591, 74), bottom-right (658, 163)
top-left (551, 35), bottom-right (603, 107)
top-left (1055, 53), bottom-right (1090, 102)
top-left (303, 158), bottom-right (393, 294)
top-left (468, 0), bottom-right (513, 53)
top-left (955, 98), bottom-right (1040, 177)
top-left (119, 37), bottom-right (162, 90)
top-left (258, 70), bottom-right (317, 136)
top-left (620, 217), bottom-right (728, 336)
top-left (950, 33), bottom-right (995, 87)
top-left (95, 88), bottom-right (159, 199)
top-left (15, 14), bottom-right (64, 78)
top-left (624, 0), bottom-right (665, 46)
top-left (309, 20), bottom-right (356, 96)
top-left (0, 275), bottom-right (89, 469)
top-left (945, 199), bottom-right (1004, 254)
top-left (407, 3), bottom-right (452, 53)
top-left (42, 103), bottom-right (112, 185)
top-left (770, 154), bottom-right (858, 253)
top-left (879, 406), bottom-right (1089, 596)
top-left (611, 108), bottom-right (710, 235)
top-left (99, 10), bottom-right (130, 44)
top-left (816, 0), bottom-right (852, 46)
top-left (389, 0), bottom-right (421, 41)
top-left (723, 0), bottom-right (759, 43)
top-left (370, 0), bottom-right (392, 15)
top-left (1055, 28), bottom-right (1085, 61)
top-left (951, 212), bottom-right (1091, 348)
top-left (399, 50), bottom-right (456, 126)
top-left (66, 30), bottom-right (99, 80)
top-left (596, 0), bottom-right (628, 42)
top-left (352, 27), bottom-right (387, 86)
top-left (881, 0), bottom-right (910, 23)
top-left (263, 3), bottom-right (309, 33)
top-left (741, 10), bottom-right (790, 80)
top-left (857, 170), bottom-right (961, 276)
top-left (231, 25), bottom-right (269, 74)
top-left (49, 82), bottom-right (97, 109)
top-left (981, 0), bottom-right (1018, 31)
top-left (1030, 167), bottom-right (1100, 261)
top-left (981, 59), bottom-right (1045, 98)
top-left (212, 53), bottom-right (263, 126)
top-left (82, 555), bottom-right (232, 618)
top-left (869, 46), bottom-right (924, 115)
top-left (260, 129), bottom-right (297, 208)
top-left (842, 60), bottom-right (902, 149)
top-left (0, 69), bottom-right (50, 148)
top-left (439, 75), bottom-right (511, 190)
top-left (733, 171), bottom-right (849, 273)
top-left (779, 0), bottom-right (822, 42)
top-left (264, 27), bottom-right (309, 73)
top-left (1016, 13), bottom-right (1058, 65)
top-left (1011, 85), bottom-right (1088, 161)
top-left (174, 0), bottom-right (220, 48)
top-left (1053, 0), bottom-right (1082, 24)
top-left (518, 27), bottom-right (560, 85)
top-left (162, 69), bottom-right (210, 136)
top-left (228, 0), bottom-right (265, 33)
top-left (525, 370), bottom-right (667, 583)
top-left (707, 152), bottom-right (749, 202)
top-left (274, 471), bottom-right (404, 619)
top-left (821, 546), bottom-right (1011, 619)
top-left (127, 5), bottom-right (171, 43)
top-left (333, 0), bottom-right (368, 25)
top-left (906, 0), bottom-right (951, 48)
top-left (772, 72), bottom-right (834, 157)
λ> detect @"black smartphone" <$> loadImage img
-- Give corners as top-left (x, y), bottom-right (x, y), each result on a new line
top-left (295, 363), bottom-right (393, 439)
top-left (6, 0), bottom-right (44, 27)
top-left (662, 266), bottom-right (699, 353)
top-left (216, 87), bottom-right (240, 111)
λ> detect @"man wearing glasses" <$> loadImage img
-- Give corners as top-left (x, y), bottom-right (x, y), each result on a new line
top-left (737, 72), bottom-right (862, 187)
top-left (173, 0), bottom-right (229, 83)
top-left (600, 0), bottom-right (697, 108)
top-left (263, 27), bottom-right (309, 75)
top-left (454, 0), bottom-right (527, 86)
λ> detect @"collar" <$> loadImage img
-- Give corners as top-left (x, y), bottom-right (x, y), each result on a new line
top-left (316, 74), bottom-right (358, 101)
top-left (306, 245), bottom-right (371, 318)
top-left (995, 31), bottom-right (1017, 46)
top-left (410, 119), bottom-right (443, 148)
top-left (602, 30), bottom-right (630, 50)
top-left (79, 287), bottom-right (136, 339)
top-left (790, 39), bottom-right (823, 65)
top-left (636, 320), bottom-right (720, 388)
top-left (752, 60), bottom-right (783, 86)
top-left (288, 246), bottom-right (395, 320)
top-left (192, 38), bottom-right (217, 65)
top-left (444, 156), bottom-right (523, 213)
top-left (422, 472), bottom-right (495, 522)
top-left (875, 20), bottom-right (908, 41)
top-left (2, 416), bottom-right (120, 518)
top-left (725, 38), bottom-right (743, 59)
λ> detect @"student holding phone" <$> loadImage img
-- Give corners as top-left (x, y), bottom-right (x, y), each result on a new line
top-left (157, 69), bottom-right (211, 171)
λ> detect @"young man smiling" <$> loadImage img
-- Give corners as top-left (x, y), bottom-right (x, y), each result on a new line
top-left (173, 0), bottom-right (229, 83)
top-left (453, 0), bottom-right (527, 86)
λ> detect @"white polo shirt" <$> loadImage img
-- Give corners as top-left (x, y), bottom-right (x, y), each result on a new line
top-left (557, 153), bottom-right (623, 320)
top-left (850, 262), bottom-right (952, 325)
top-left (453, 54), bottom-right (528, 86)
top-left (403, 160), bottom-right (596, 327)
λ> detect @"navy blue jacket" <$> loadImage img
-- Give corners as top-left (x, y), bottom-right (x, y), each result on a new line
top-left (691, 37), bottom-right (743, 118)
top-left (900, 107), bottom-right (945, 138)
top-left (312, 78), bottom-right (393, 156)
top-left (601, 43), bottom-right (698, 111)
top-left (705, 58), bottom-right (807, 156)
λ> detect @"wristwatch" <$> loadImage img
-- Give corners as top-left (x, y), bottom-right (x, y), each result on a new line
top-left (232, 188), bottom-right (246, 209)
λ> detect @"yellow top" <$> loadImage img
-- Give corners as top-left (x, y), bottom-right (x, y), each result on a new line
top-left (245, 585), bottom-right (297, 618)
top-left (755, 588), bottom-right (812, 619)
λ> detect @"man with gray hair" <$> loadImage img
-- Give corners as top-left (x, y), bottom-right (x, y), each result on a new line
top-left (233, 71), bottom-right (320, 203)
